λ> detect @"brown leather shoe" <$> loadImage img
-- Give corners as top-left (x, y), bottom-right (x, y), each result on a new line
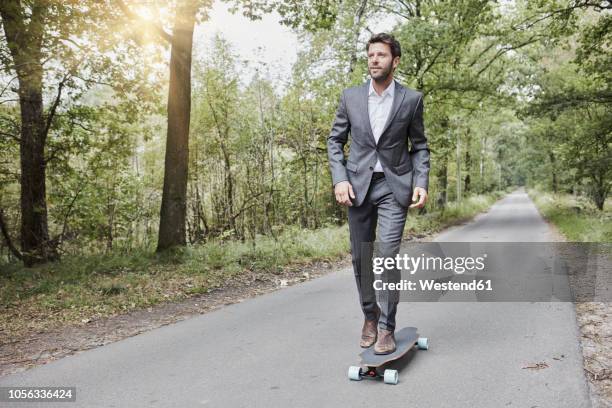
top-left (374, 328), bottom-right (396, 354)
top-left (360, 308), bottom-right (381, 348)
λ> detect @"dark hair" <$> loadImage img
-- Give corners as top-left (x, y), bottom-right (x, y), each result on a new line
top-left (366, 33), bottom-right (401, 59)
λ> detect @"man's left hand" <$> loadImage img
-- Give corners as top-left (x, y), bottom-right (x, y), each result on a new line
top-left (409, 187), bottom-right (428, 209)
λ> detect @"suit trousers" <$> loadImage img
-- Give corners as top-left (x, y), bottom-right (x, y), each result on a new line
top-left (348, 174), bottom-right (408, 331)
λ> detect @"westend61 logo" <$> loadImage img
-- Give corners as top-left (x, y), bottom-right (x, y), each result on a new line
top-left (372, 253), bottom-right (487, 275)
top-left (370, 252), bottom-right (492, 294)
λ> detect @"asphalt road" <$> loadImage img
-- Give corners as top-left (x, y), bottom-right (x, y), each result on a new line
top-left (0, 189), bottom-right (592, 407)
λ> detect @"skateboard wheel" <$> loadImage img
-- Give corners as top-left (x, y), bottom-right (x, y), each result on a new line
top-left (348, 366), bottom-right (362, 381)
top-left (383, 369), bottom-right (399, 385)
top-left (417, 337), bottom-right (429, 350)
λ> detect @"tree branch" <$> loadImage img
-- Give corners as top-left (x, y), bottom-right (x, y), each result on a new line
top-left (0, 75), bottom-right (18, 98)
top-left (476, 35), bottom-right (544, 76)
top-left (0, 130), bottom-right (20, 142)
top-left (468, 41), bottom-right (497, 68)
top-left (55, 184), bottom-right (84, 247)
top-left (418, 47), bottom-right (445, 81)
top-left (511, 1), bottom-right (610, 32)
top-left (43, 76), bottom-right (67, 139)
top-left (0, 208), bottom-right (23, 261)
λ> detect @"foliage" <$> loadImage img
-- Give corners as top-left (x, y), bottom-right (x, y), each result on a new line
top-left (0, 0), bottom-right (609, 264)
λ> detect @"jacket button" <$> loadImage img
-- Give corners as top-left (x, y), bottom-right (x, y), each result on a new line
top-left (369, 166), bottom-right (374, 170)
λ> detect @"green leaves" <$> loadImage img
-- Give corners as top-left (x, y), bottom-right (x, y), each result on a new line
top-left (229, 0), bottom-right (338, 30)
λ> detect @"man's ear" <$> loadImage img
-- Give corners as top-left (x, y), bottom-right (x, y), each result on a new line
top-left (392, 56), bottom-right (400, 70)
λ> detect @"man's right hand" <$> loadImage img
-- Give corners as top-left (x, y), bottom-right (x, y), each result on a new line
top-left (334, 181), bottom-right (355, 207)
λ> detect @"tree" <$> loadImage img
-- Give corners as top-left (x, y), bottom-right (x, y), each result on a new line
top-left (0, 2), bottom-right (60, 265)
top-left (117, 0), bottom-right (205, 251)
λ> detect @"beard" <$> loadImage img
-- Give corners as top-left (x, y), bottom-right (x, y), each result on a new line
top-left (368, 62), bottom-right (393, 82)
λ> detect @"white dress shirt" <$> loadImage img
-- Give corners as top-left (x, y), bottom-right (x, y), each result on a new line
top-left (368, 79), bottom-right (396, 173)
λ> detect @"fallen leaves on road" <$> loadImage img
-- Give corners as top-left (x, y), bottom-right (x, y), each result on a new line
top-left (522, 362), bottom-right (549, 370)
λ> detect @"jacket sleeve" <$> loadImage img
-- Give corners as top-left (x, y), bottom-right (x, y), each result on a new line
top-left (408, 93), bottom-right (430, 190)
top-left (327, 90), bottom-right (351, 187)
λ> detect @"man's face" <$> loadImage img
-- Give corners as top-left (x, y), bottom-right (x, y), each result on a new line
top-left (367, 42), bottom-right (399, 81)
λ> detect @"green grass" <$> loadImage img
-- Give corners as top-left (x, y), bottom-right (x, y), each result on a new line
top-left (0, 190), bottom-right (506, 337)
top-left (527, 189), bottom-right (611, 242)
top-left (0, 225), bottom-right (350, 337)
top-left (405, 190), bottom-right (507, 236)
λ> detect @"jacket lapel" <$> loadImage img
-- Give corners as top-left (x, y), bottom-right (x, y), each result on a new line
top-left (379, 80), bottom-right (406, 139)
top-left (362, 79), bottom-right (377, 146)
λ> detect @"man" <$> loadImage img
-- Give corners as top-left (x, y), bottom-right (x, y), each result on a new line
top-left (327, 33), bottom-right (430, 354)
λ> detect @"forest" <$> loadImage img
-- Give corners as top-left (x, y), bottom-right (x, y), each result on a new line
top-left (0, 0), bottom-right (609, 268)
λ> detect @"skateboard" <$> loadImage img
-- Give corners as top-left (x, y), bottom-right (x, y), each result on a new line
top-left (347, 326), bottom-right (428, 385)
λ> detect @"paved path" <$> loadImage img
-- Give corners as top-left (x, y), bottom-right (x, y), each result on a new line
top-left (0, 189), bottom-right (591, 407)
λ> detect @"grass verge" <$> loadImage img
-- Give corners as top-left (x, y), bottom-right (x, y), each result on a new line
top-left (527, 189), bottom-right (611, 242)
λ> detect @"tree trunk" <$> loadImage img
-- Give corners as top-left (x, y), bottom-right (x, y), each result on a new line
top-left (156, 2), bottom-right (197, 251)
top-left (436, 155), bottom-right (448, 209)
top-left (219, 141), bottom-right (236, 235)
top-left (1, 2), bottom-right (58, 266)
top-left (549, 151), bottom-right (558, 193)
top-left (313, 154), bottom-right (320, 229)
top-left (592, 170), bottom-right (607, 211)
top-left (479, 135), bottom-right (487, 193)
top-left (302, 156), bottom-right (309, 228)
top-left (106, 190), bottom-right (115, 252)
top-left (18, 70), bottom-right (57, 265)
top-left (464, 131), bottom-right (471, 194)
top-left (455, 131), bottom-right (461, 202)
top-left (436, 157), bottom-right (448, 210)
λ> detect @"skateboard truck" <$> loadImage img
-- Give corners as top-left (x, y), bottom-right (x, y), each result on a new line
top-left (348, 366), bottom-right (401, 384)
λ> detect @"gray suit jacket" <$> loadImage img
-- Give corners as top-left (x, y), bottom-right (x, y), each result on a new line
top-left (327, 79), bottom-right (430, 208)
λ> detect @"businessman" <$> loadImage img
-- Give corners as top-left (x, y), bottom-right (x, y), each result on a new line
top-left (327, 33), bottom-right (430, 354)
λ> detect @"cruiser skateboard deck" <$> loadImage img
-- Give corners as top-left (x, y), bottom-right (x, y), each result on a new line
top-left (347, 327), bottom-right (428, 384)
